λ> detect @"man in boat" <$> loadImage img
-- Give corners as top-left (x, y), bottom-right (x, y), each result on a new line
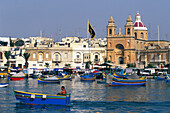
top-left (57, 86), bottom-right (67, 95)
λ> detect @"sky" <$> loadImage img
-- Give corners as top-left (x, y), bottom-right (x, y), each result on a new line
top-left (0, 0), bottom-right (170, 42)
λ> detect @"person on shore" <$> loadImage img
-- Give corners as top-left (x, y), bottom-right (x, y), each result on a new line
top-left (57, 86), bottom-right (67, 95)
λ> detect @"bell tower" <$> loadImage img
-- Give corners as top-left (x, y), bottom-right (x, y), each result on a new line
top-left (125, 14), bottom-right (134, 36)
top-left (107, 16), bottom-right (117, 37)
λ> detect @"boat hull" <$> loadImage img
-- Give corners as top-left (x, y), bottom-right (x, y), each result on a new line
top-left (107, 80), bottom-right (146, 86)
top-left (0, 83), bottom-right (9, 87)
top-left (38, 78), bottom-right (60, 83)
top-left (112, 77), bottom-right (146, 83)
top-left (9, 77), bottom-right (25, 81)
top-left (14, 90), bottom-right (71, 105)
top-left (81, 78), bottom-right (95, 81)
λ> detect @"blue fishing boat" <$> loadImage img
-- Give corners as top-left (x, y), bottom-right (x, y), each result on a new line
top-left (38, 77), bottom-right (60, 83)
top-left (114, 72), bottom-right (128, 78)
top-left (106, 75), bottom-right (146, 86)
top-left (0, 83), bottom-right (9, 87)
top-left (80, 73), bottom-right (95, 81)
top-left (156, 76), bottom-right (167, 80)
top-left (13, 90), bottom-right (71, 105)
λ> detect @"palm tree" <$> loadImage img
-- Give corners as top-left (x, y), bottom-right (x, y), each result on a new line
top-left (4, 51), bottom-right (11, 67)
top-left (4, 51), bottom-right (11, 74)
top-left (45, 62), bottom-right (50, 68)
top-left (23, 53), bottom-right (30, 69)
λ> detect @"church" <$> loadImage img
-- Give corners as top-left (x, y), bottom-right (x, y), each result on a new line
top-left (107, 12), bottom-right (170, 68)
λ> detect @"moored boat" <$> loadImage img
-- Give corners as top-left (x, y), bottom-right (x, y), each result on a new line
top-left (106, 74), bottom-right (146, 86)
top-left (0, 83), bottom-right (9, 87)
top-left (9, 72), bottom-right (26, 81)
top-left (38, 77), bottom-right (60, 83)
top-left (13, 90), bottom-right (71, 105)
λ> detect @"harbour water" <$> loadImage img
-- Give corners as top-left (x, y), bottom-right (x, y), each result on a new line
top-left (0, 79), bottom-right (170, 113)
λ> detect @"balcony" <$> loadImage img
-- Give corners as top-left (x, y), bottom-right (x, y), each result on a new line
top-left (94, 59), bottom-right (100, 64)
top-left (74, 58), bottom-right (82, 63)
top-left (9, 58), bottom-right (16, 62)
top-left (150, 59), bottom-right (166, 63)
top-left (52, 59), bottom-right (61, 63)
top-left (37, 60), bottom-right (44, 63)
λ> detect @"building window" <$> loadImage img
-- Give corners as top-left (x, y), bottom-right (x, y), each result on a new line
top-left (83, 45), bottom-right (86, 48)
top-left (33, 53), bottom-right (36, 58)
top-left (141, 33), bottom-right (143, 39)
top-left (109, 29), bottom-right (112, 35)
top-left (55, 54), bottom-right (59, 61)
top-left (65, 53), bottom-right (68, 58)
top-left (0, 52), bottom-right (3, 59)
top-left (39, 64), bottom-right (43, 66)
top-left (39, 54), bottom-right (42, 61)
top-left (109, 42), bottom-right (112, 47)
top-left (33, 64), bottom-right (36, 66)
top-left (135, 32), bottom-right (137, 39)
top-left (46, 53), bottom-right (49, 58)
top-left (127, 28), bottom-right (130, 35)
top-left (77, 55), bottom-right (80, 59)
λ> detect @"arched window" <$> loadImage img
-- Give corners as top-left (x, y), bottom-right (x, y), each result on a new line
top-left (135, 32), bottom-right (137, 39)
top-left (39, 54), bottom-right (43, 61)
top-left (109, 55), bottom-right (112, 61)
top-left (127, 28), bottom-right (130, 35)
top-left (109, 29), bottom-right (112, 35)
top-left (109, 42), bottom-right (112, 47)
top-left (141, 33), bottom-right (143, 39)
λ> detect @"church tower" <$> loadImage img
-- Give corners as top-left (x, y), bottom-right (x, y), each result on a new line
top-left (125, 14), bottom-right (134, 36)
top-left (107, 16), bottom-right (117, 37)
top-left (134, 12), bottom-right (148, 40)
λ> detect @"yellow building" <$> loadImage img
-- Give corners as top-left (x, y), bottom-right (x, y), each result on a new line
top-left (107, 12), bottom-right (170, 68)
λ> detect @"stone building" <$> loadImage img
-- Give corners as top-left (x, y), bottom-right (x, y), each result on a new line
top-left (107, 12), bottom-right (170, 68)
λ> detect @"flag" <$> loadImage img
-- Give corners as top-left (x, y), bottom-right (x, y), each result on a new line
top-left (88, 21), bottom-right (95, 40)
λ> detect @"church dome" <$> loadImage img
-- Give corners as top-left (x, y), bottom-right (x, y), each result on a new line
top-left (134, 12), bottom-right (147, 30)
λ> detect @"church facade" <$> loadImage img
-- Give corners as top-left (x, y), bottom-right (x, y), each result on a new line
top-left (107, 12), bottom-right (170, 68)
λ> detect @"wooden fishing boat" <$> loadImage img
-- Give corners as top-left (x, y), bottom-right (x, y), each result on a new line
top-left (80, 73), bottom-right (95, 81)
top-left (57, 75), bottom-right (71, 80)
top-left (97, 79), bottom-right (106, 84)
top-left (38, 78), bottom-right (60, 83)
top-left (9, 72), bottom-right (26, 81)
top-left (13, 90), bottom-right (71, 105)
top-left (81, 77), bottom-right (95, 81)
top-left (114, 72), bottom-right (128, 78)
top-left (107, 76), bottom-right (146, 86)
top-left (0, 83), bottom-right (9, 87)
top-left (156, 76), bottom-right (167, 80)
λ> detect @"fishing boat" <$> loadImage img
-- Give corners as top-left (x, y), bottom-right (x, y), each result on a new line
top-left (114, 72), bottom-right (128, 79)
top-left (9, 72), bottom-right (26, 81)
top-left (155, 76), bottom-right (167, 80)
top-left (38, 77), bottom-right (60, 83)
top-left (80, 73), bottom-right (95, 81)
top-left (13, 90), bottom-right (71, 105)
top-left (106, 74), bottom-right (146, 86)
top-left (0, 83), bottom-right (9, 87)
top-left (97, 79), bottom-right (106, 84)
top-left (57, 75), bottom-right (71, 80)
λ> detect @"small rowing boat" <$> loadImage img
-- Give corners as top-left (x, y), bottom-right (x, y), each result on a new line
top-left (13, 90), bottom-right (71, 105)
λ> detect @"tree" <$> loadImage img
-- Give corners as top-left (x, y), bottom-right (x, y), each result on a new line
top-left (15, 40), bottom-right (24, 46)
top-left (65, 64), bottom-right (71, 68)
top-left (127, 63), bottom-right (135, 68)
top-left (45, 63), bottom-right (50, 68)
top-left (4, 51), bottom-right (11, 67)
top-left (23, 53), bottom-right (30, 69)
top-left (147, 63), bottom-right (154, 68)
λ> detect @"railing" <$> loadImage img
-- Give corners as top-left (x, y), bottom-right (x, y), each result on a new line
top-left (150, 59), bottom-right (166, 62)
top-left (37, 60), bottom-right (44, 63)
top-left (74, 58), bottom-right (82, 63)
top-left (52, 59), bottom-right (61, 63)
